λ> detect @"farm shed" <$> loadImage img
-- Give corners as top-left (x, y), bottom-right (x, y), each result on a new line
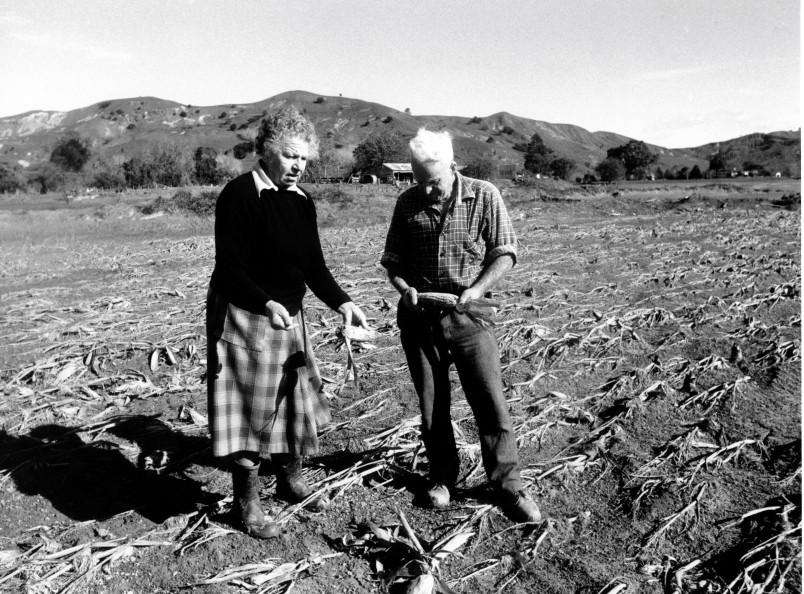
top-left (364, 163), bottom-right (414, 183)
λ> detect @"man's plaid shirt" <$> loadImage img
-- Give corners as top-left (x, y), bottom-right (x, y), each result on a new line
top-left (381, 172), bottom-right (517, 294)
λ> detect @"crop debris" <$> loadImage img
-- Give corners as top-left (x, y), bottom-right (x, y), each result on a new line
top-left (0, 185), bottom-right (799, 592)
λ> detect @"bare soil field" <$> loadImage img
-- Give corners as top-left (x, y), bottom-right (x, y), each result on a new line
top-left (0, 179), bottom-right (800, 594)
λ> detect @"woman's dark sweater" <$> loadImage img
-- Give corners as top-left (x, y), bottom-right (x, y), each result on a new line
top-left (209, 172), bottom-right (350, 316)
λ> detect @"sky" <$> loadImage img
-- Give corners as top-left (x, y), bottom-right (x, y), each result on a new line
top-left (0, 0), bottom-right (799, 148)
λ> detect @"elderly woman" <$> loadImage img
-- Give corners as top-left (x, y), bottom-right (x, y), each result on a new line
top-left (207, 106), bottom-right (367, 539)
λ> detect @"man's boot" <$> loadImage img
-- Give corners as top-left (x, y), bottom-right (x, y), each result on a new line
top-left (274, 454), bottom-right (329, 511)
top-left (498, 488), bottom-right (542, 524)
top-left (231, 460), bottom-right (280, 538)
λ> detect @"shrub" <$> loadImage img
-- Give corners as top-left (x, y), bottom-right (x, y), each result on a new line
top-left (353, 129), bottom-right (407, 171)
top-left (314, 97), bottom-right (326, 104)
top-left (0, 163), bottom-right (23, 193)
top-left (194, 146), bottom-right (221, 185)
top-left (122, 156), bottom-right (154, 188)
top-left (606, 140), bottom-right (657, 178)
top-left (468, 116), bottom-right (483, 124)
top-left (238, 128), bottom-right (258, 142)
top-left (50, 133), bottom-right (91, 172)
top-left (233, 141), bottom-right (255, 160)
top-left (523, 133), bottom-right (554, 175)
top-left (550, 157), bottom-right (575, 181)
top-left (139, 196), bottom-right (169, 215)
top-left (122, 143), bottom-right (190, 188)
top-left (594, 157), bottom-right (626, 182)
top-left (149, 144), bottom-right (188, 186)
top-left (317, 186), bottom-right (354, 206)
top-left (462, 156), bottom-right (497, 181)
top-left (28, 163), bottom-right (65, 193)
top-left (708, 152), bottom-right (728, 174)
top-left (215, 154), bottom-right (242, 183)
top-left (143, 189), bottom-right (218, 216)
top-left (174, 189), bottom-right (218, 215)
top-left (93, 169), bottom-right (126, 190)
top-left (501, 125), bottom-right (515, 135)
top-left (98, 100), bottom-right (111, 109)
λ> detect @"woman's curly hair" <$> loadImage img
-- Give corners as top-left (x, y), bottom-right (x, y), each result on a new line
top-left (255, 106), bottom-right (320, 159)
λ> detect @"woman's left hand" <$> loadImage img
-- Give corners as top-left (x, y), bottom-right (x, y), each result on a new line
top-left (338, 301), bottom-right (369, 329)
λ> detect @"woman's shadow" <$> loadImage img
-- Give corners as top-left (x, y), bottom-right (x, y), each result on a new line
top-left (0, 415), bottom-right (223, 525)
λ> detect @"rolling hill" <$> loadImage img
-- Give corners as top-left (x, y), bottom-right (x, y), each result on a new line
top-left (687, 131), bottom-right (801, 177)
top-left (0, 90), bottom-right (799, 178)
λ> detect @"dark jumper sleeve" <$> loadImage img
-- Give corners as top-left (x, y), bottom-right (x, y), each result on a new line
top-left (211, 180), bottom-right (271, 313)
top-left (303, 198), bottom-right (351, 311)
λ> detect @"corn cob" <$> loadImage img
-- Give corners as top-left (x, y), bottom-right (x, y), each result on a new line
top-left (417, 292), bottom-right (501, 310)
top-left (338, 325), bottom-right (378, 342)
top-left (417, 292), bottom-right (459, 309)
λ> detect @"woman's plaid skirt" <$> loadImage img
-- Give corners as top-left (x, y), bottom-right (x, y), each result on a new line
top-left (206, 289), bottom-right (330, 457)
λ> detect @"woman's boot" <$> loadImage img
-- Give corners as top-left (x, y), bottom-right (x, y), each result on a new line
top-left (231, 460), bottom-right (280, 538)
top-left (274, 454), bottom-right (329, 511)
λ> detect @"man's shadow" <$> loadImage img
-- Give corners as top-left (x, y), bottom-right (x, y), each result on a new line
top-left (0, 415), bottom-right (222, 525)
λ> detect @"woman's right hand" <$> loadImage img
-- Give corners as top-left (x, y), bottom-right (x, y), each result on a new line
top-left (265, 300), bottom-right (295, 329)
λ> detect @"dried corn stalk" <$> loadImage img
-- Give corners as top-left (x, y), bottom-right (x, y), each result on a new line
top-left (334, 324), bottom-right (379, 390)
top-left (342, 507), bottom-right (476, 594)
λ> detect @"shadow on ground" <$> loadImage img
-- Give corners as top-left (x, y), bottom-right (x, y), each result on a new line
top-left (0, 415), bottom-right (222, 524)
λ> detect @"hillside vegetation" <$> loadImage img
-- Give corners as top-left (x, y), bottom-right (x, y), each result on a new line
top-left (689, 131), bottom-right (801, 178)
top-left (2, 91), bottom-right (798, 185)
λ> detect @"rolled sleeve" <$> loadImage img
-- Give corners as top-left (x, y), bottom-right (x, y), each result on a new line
top-left (380, 250), bottom-right (403, 268)
top-left (485, 243), bottom-right (517, 266)
top-left (482, 188), bottom-right (518, 268)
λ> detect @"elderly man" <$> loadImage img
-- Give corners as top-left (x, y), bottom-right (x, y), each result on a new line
top-left (381, 128), bottom-right (541, 523)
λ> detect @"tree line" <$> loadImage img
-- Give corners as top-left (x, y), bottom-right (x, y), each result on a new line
top-left (0, 132), bottom-right (246, 194)
top-left (346, 130), bottom-right (691, 184)
top-left (0, 125), bottom-right (787, 195)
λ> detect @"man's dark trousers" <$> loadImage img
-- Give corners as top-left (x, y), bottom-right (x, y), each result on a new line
top-left (397, 303), bottom-right (522, 494)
